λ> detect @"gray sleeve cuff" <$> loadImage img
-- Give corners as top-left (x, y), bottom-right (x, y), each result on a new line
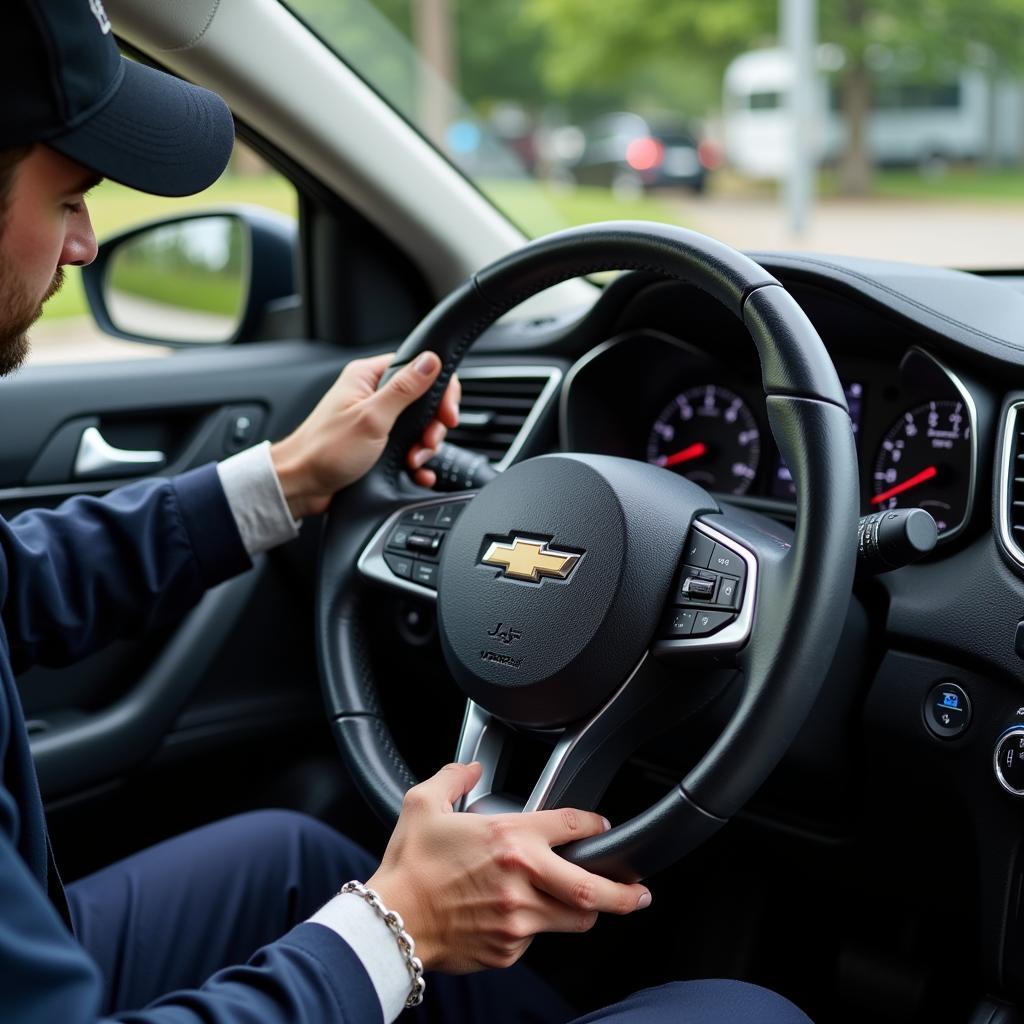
top-left (216, 441), bottom-right (301, 556)
top-left (308, 893), bottom-right (412, 1023)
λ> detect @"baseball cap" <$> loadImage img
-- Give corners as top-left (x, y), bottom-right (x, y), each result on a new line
top-left (3, 0), bottom-right (235, 197)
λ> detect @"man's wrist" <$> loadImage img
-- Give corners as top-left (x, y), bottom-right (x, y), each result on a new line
top-left (270, 435), bottom-right (328, 521)
top-left (366, 870), bottom-right (438, 972)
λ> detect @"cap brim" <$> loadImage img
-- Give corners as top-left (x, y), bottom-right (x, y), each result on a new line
top-left (49, 58), bottom-right (235, 198)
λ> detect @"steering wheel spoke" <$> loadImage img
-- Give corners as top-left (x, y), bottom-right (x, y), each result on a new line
top-left (454, 701), bottom-right (521, 813)
top-left (357, 493), bottom-right (477, 600)
top-left (455, 654), bottom-right (674, 817)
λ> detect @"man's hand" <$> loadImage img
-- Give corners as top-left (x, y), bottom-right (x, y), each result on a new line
top-left (270, 352), bottom-right (459, 519)
top-left (366, 763), bottom-right (652, 974)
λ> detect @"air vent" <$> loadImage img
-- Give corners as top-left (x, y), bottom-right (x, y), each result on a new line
top-left (446, 367), bottom-right (562, 470)
top-left (1000, 401), bottom-right (1024, 567)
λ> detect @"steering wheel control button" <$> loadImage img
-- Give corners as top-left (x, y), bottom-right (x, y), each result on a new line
top-left (412, 561), bottom-right (439, 588)
top-left (406, 530), bottom-right (442, 555)
top-left (680, 575), bottom-right (716, 600)
top-left (691, 609), bottom-right (735, 637)
top-left (923, 681), bottom-right (971, 739)
top-left (383, 553), bottom-right (414, 580)
top-left (995, 728), bottom-right (1024, 796)
top-left (684, 530), bottom-right (715, 568)
top-left (406, 506), bottom-right (439, 526)
top-left (718, 575), bottom-right (741, 607)
top-left (665, 608), bottom-right (696, 636)
top-left (436, 502), bottom-right (467, 528)
top-left (710, 543), bottom-right (744, 578)
top-left (387, 524), bottom-right (414, 551)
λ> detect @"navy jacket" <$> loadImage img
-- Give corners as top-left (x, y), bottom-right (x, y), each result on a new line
top-left (0, 465), bottom-right (381, 1023)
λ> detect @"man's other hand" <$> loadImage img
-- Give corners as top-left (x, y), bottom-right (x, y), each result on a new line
top-left (365, 763), bottom-right (653, 974)
top-left (270, 351), bottom-right (459, 519)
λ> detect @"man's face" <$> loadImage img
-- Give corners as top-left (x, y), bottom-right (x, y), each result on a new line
top-left (0, 146), bottom-right (100, 375)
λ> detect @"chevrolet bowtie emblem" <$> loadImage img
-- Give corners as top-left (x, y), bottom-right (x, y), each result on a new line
top-left (481, 537), bottom-right (581, 583)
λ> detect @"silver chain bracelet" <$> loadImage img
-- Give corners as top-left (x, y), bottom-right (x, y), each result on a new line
top-left (339, 880), bottom-right (426, 1008)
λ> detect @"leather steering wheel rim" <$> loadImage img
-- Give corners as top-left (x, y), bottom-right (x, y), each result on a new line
top-left (316, 221), bottom-right (858, 882)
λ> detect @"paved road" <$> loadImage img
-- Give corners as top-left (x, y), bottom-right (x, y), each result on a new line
top-left (665, 193), bottom-right (1024, 268)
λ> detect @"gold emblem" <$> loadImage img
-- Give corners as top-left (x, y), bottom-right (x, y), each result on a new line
top-left (481, 537), bottom-right (581, 583)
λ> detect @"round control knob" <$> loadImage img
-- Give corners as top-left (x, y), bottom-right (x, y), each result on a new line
top-left (994, 728), bottom-right (1024, 797)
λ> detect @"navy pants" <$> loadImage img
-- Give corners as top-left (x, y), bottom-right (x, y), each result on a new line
top-left (66, 810), bottom-right (812, 1023)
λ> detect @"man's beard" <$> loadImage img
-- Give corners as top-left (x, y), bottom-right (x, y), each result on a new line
top-left (0, 261), bottom-right (63, 376)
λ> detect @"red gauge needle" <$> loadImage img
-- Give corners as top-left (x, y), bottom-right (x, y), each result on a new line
top-left (663, 441), bottom-right (708, 468)
top-left (871, 464), bottom-right (938, 506)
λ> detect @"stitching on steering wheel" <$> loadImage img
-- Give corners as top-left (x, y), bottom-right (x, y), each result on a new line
top-left (346, 598), bottom-right (384, 717)
top-left (372, 716), bottom-right (418, 789)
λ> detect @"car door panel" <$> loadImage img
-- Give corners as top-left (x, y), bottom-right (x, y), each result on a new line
top-left (7, 338), bottom-right (357, 804)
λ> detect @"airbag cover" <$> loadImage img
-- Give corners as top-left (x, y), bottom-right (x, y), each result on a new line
top-left (437, 454), bottom-right (716, 727)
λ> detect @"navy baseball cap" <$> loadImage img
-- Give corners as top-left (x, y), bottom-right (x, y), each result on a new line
top-left (3, 0), bottom-right (235, 197)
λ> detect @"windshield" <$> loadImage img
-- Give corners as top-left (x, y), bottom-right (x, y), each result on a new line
top-left (287, 0), bottom-right (1024, 270)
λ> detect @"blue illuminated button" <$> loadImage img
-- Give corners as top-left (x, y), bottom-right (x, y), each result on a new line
top-left (923, 680), bottom-right (971, 740)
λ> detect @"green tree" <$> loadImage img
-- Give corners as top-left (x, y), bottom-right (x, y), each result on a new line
top-left (525, 0), bottom-right (774, 118)
top-left (526, 0), bottom-right (1024, 194)
top-left (821, 0), bottom-right (1024, 192)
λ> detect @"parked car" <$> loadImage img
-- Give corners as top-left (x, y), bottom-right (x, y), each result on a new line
top-left (561, 112), bottom-right (717, 197)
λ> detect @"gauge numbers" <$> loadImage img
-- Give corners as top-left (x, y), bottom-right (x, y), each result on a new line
top-left (871, 399), bottom-right (972, 536)
top-left (646, 385), bottom-right (761, 495)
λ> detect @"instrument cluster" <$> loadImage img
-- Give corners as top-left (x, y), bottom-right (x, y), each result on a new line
top-left (561, 332), bottom-right (977, 542)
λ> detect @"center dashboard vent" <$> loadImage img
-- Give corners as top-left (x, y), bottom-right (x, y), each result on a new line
top-left (446, 367), bottom-right (562, 470)
top-left (1000, 401), bottom-right (1024, 567)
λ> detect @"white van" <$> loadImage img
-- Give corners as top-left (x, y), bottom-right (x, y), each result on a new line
top-left (723, 47), bottom-right (1023, 178)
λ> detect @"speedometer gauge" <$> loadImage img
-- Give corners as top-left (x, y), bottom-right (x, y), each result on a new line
top-left (646, 385), bottom-right (761, 495)
top-left (871, 399), bottom-right (972, 536)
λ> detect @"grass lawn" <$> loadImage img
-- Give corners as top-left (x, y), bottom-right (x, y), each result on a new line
top-left (111, 264), bottom-right (243, 317)
top-left (870, 167), bottom-right (1024, 201)
top-left (39, 174), bottom-right (298, 322)
top-left (810, 166), bottom-right (1024, 202)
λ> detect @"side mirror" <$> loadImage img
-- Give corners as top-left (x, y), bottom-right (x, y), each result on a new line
top-left (82, 207), bottom-right (297, 346)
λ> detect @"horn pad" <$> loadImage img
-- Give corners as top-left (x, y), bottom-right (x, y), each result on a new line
top-left (437, 454), bottom-right (717, 727)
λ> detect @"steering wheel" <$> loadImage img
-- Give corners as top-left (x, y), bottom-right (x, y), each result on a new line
top-left (316, 222), bottom-right (857, 883)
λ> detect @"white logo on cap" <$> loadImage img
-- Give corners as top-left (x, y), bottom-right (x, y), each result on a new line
top-left (89, 0), bottom-right (112, 34)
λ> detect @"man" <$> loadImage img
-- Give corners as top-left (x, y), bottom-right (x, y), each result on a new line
top-left (0, 2), bottom-right (816, 1022)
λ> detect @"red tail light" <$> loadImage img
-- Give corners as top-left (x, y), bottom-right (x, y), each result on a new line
top-left (625, 136), bottom-right (664, 171)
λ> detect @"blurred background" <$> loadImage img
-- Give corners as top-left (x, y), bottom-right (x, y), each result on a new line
top-left (34, 0), bottom-right (1024, 360)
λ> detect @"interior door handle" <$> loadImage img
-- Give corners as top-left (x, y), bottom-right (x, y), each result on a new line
top-left (74, 426), bottom-right (166, 480)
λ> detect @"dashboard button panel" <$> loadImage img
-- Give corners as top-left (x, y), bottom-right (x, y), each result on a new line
top-left (655, 525), bottom-right (756, 650)
top-left (363, 498), bottom-right (474, 595)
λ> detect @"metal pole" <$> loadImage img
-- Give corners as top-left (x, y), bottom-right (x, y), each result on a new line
top-left (782, 0), bottom-right (816, 235)
top-left (413, 0), bottom-right (457, 153)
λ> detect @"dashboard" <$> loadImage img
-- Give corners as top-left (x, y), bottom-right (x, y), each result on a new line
top-left (561, 331), bottom-right (977, 541)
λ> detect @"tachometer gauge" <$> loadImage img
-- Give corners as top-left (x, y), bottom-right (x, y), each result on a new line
top-left (871, 399), bottom-right (972, 536)
top-left (646, 385), bottom-right (761, 495)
